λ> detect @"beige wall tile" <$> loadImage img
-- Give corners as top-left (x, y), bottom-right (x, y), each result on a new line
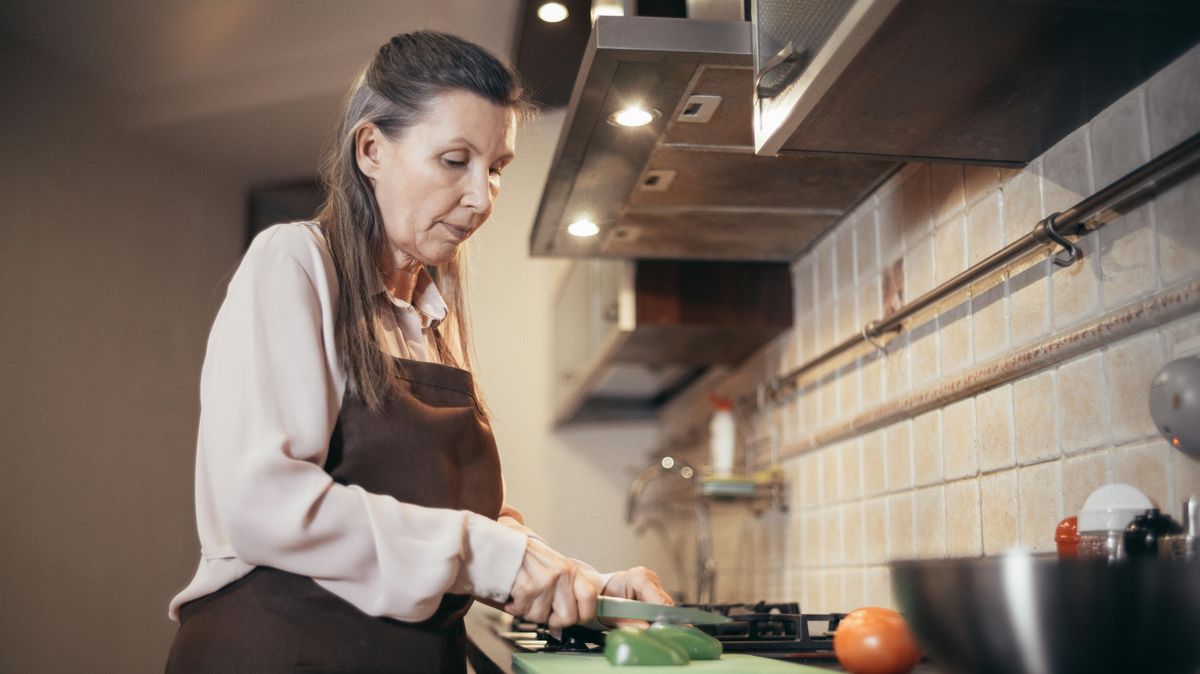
top-left (793, 257), bottom-right (816, 315)
top-left (930, 164), bottom-right (965, 225)
top-left (906, 234), bottom-right (937, 300)
top-left (935, 214), bottom-right (968, 286)
top-left (1173, 449), bottom-right (1200, 508)
top-left (841, 441), bottom-right (864, 502)
top-left (858, 271), bottom-right (882, 326)
top-left (843, 501), bottom-right (864, 565)
top-left (912, 410), bottom-right (944, 486)
top-left (1042, 126), bottom-right (1093, 214)
top-left (838, 290), bottom-right (858, 350)
top-left (964, 166), bottom-right (1000, 207)
top-left (844, 568), bottom-right (866, 611)
top-left (967, 192), bottom-right (1005, 266)
top-left (942, 397), bottom-right (979, 480)
top-left (884, 333), bottom-right (912, 400)
top-left (1052, 232), bottom-right (1103, 330)
top-left (837, 365), bottom-right (859, 422)
top-left (972, 283), bottom-right (1009, 362)
top-left (837, 223), bottom-right (857, 296)
top-left (861, 351), bottom-right (884, 410)
top-left (815, 239), bottom-right (835, 308)
top-left (910, 319), bottom-right (939, 388)
top-left (1164, 314), bottom-right (1200, 359)
top-left (1002, 166), bottom-right (1043, 245)
top-left (1009, 258), bottom-right (1051, 347)
top-left (981, 470), bottom-right (1019, 555)
top-left (803, 386), bottom-right (819, 445)
top-left (1105, 331), bottom-right (1165, 443)
top-left (863, 497), bottom-right (888, 564)
top-left (865, 566), bottom-right (896, 610)
top-left (938, 303), bottom-right (973, 375)
top-left (803, 572), bottom-right (822, 614)
top-left (801, 452), bottom-right (822, 509)
top-left (886, 491), bottom-right (916, 560)
top-left (801, 510), bottom-right (821, 567)
top-left (886, 421), bottom-right (914, 491)
top-left (823, 445), bottom-right (843, 504)
top-left (856, 210), bottom-right (880, 280)
top-left (977, 385), bottom-right (1016, 472)
top-left (1014, 369), bottom-right (1059, 464)
top-left (945, 480), bottom-right (983, 557)
top-left (823, 569), bottom-right (846, 613)
top-left (819, 374), bottom-right (838, 425)
top-left (1113, 441), bottom-right (1172, 510)
top-left (1062, 451), bottom-right (1111, 517)
top-left (1090, 87), bottom-right (1150, 188)
top-left (862, 430), bottom-right (887, 497)
top-left (1155, 171), bottom-right (1200, 287)
top-left (914, 486), bottom-right (948, 559)
top-left (1018, 461), bottom-right (1063, 553)
top-left (817, 298), bottom-right (835, 353)
top-left (1146, 43), bottom-right (1200, 155)
top-left (1099, 203), bottom-right (1156, 309)
top-left (1058, 353), bottom-right (1110, 454)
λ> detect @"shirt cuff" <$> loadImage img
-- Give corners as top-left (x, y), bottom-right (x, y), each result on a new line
top-left (454, 512), bottom-right (528, 603)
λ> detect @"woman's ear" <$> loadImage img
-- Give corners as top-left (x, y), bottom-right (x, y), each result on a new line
top-left (355, 123), bottom-right (383, 179)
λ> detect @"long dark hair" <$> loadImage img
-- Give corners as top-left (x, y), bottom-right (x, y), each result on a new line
top-left (314, 31), bottom-right (532, 411)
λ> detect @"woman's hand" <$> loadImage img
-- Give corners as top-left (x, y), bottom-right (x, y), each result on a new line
top-left (504, 538), bottom-right (598, 628)
top-left (602, 566), bottom-right (673, 605)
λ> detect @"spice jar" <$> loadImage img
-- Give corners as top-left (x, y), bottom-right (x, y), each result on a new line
top-left (1077, 484), bottom-right (1153, 562)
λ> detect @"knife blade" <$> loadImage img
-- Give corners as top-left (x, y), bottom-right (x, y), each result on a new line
top-left (595, 597), bottom-right (731, 625)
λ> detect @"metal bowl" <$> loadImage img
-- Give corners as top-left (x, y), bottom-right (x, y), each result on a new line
top-left (889, 553), bottom-right (1200, 674)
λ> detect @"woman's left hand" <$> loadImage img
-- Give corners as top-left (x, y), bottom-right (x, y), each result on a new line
top-left (601, 566), bottom-right (673, 605)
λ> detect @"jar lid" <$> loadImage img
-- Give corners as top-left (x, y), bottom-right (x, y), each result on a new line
top-left (1078, 483), bottom-right (1153, 531)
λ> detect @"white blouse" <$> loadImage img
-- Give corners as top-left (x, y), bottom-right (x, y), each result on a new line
top-left (169, 222), bottom-right (584, 622)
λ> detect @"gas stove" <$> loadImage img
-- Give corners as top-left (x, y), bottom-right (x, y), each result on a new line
top-left (498, 602), bottom-right (844, 662)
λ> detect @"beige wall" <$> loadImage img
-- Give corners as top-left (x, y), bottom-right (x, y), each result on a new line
top-left (0, 40), bottom-right (244, 672)
top-left (659, 44), bottom-right (1200, 610)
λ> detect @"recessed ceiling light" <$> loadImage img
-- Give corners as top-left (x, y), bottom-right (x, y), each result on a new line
top-left (567, 219), bottom-right (599, 237)
top-left (608, 104), bottom-right (658, 128)
top-left (537, 2), bottom-right (569, 23)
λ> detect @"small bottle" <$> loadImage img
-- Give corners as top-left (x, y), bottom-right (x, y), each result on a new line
top-left (708, 394), bottom-right (735, 477)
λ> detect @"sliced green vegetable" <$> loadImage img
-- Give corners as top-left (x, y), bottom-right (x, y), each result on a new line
top-left (603, 626), bottom-right (689, 666)
top-left (644, 623), bottom-right (724, 660)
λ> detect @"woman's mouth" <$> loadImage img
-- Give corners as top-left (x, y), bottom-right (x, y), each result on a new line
top-left (439, 221), bottom-right (472, 241)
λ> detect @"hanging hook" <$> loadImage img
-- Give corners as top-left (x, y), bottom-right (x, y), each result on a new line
top-left (1041, 212), bottom-right (1079, 267)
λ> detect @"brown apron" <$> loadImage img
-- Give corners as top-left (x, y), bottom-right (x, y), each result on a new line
top-left (166, 359), bottom-right (504, 674)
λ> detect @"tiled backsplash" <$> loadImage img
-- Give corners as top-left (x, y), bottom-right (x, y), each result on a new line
top-left (656, 44), bottom-right (1200, 611)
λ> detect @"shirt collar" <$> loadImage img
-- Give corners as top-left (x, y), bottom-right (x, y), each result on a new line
top-left (372, 266), bottom-right (448, 329)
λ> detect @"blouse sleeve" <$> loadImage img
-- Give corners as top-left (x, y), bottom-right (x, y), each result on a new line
top-left (196, 231), bottom-right (527, 621)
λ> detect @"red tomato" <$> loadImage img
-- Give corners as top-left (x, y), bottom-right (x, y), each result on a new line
top-left (833, 607), bottom-right (921, 674)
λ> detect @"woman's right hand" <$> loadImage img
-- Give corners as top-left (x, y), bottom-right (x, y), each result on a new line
top-left (504, 537), bottom-right (598, 628)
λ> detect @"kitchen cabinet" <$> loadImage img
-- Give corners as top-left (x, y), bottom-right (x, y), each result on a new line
top-left (553, 257), bottom-right (792, 425)
top-left (752, 0), bottom-right (1200, 163)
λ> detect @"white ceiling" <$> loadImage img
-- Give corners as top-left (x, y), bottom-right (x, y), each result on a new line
top-left (0, 0), bottom-right (524, 188)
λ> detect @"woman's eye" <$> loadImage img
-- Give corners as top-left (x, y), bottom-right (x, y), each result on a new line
top-left (442, 157), bottom-right (467, 168)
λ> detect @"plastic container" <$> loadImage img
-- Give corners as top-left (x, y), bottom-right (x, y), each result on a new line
top-left (708, 394), bottom-right (735, 476)
top-left (1055, 516), bottom-right (1079, 558)
top-left (1077, 483), bottom-right (1153, 561)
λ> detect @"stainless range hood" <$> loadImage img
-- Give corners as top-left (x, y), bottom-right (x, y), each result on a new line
top-left (529, 15), bottom-right (898, 261)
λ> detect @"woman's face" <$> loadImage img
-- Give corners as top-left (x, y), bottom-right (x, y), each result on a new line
top-left (356, 89), bottom-right (516, 269)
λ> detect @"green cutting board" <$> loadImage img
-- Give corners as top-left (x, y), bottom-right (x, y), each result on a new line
top-left (512, 653), bottom-right (830, 673)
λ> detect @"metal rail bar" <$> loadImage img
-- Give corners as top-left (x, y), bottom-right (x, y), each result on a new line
top-left (740, 130), bottom-right (1200, 411)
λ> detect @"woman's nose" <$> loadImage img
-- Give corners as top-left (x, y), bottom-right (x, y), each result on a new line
top-left (462, 168), bottom-right (494, 213)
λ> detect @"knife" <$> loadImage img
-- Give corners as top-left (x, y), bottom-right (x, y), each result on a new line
top-left (595, 597), bottom-right (731, 625)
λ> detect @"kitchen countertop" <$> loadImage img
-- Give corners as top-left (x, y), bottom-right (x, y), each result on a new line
top-left (464, 606), bottom-right (946, 674)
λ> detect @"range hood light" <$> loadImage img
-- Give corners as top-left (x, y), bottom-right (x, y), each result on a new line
top-left (536, 2), bottom-right (569, 23)
top-left (590, 1), bottom-right (624, 22)
top-left (567, 219), bottom-right (599, 237)
top-left (608, 105), bottom-right (658, 128)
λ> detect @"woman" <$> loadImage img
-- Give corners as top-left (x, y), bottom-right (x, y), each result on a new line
top-left (166, 31), bottom-right (670, 673)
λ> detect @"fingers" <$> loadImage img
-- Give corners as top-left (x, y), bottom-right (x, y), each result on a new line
top-left (506, 539), bottom-right (598, 627)
top-left (604, 566), bottom-right (674, 605)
